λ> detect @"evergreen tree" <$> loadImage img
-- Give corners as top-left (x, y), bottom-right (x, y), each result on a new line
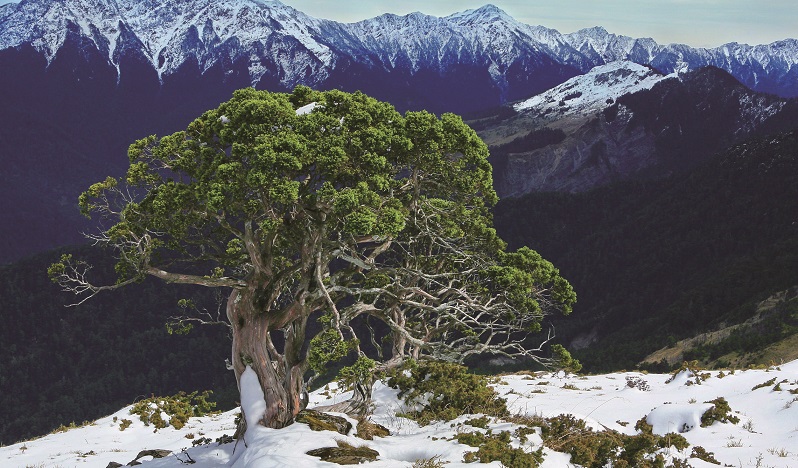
top-left (50, 87), bottom-right (574, 429)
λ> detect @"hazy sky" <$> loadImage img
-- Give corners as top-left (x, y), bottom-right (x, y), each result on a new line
top-left (0, 0), bottom-right (794, 48)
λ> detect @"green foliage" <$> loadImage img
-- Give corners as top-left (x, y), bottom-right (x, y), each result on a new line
top-left (494, 247), bottom-right (576, 317)
top-left (46, 254), bottom-right (70, 281)
top-left (78, 86), bottom-right (501, 285)
top-left (130, 391), bottom-right (216, 430)
top-left (700, 397), bottom-right (740, 427)
top-left (387, 360), bottom-right (508, 424)
top-left (457, 430), bottom-right (544, 467)
top-left (551, 344), bottom-right (582, 374)
top-left (534, 414), bottom-right (688, 468)
top-left (308, 327), bottom-right (357, 375)
top-left (464, 416), bottom-right (490, 429)
top-left (337, 356), bottom-right (378, 391)
top-left (752, 377), bottom-right (777, 391)
top-left (635, 416), bottom-right (654, 434)
top-left (78, 176), bottom-right (118, 217)
top-left (690, 446), bottom-right (721, 465)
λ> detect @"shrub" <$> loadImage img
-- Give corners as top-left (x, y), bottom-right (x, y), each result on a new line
top-left (51, 421), bottom-right (91, 433)
top-left (465, 416), bottom-right (490, 429)
top-left (752, 377), bottom-right (777, 391)
top-left (130, 390), bottom-right (216, 430)
top-left (700, 397), bottom-right (740, 427)
top-left (457, 431), bottom-right (544, 467)
top-left (536, 414), bottom-right (688, 468)
top-left (691, 446), bottom-right (721, 465)
top-left (337, 356), bottom-right (378, 391)
top-left (551, 344), bottom-right (582, 374)
top-left (355, 418), bottom-right (390, 440)
top-left (666, 361), bottom-right (711, 385)
top-left (387, 360), bottom-right (507, 424)
top-left (626, 376), bottom-right (651, 391)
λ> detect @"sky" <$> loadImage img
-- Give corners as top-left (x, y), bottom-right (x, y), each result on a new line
top-left (0, 0), bottom-right (794, 48)
top-left (281, 0), bottom-right (795, 48)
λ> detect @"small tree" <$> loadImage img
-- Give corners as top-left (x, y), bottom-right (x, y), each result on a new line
top-left (50, 87), bottom-right (575, 429)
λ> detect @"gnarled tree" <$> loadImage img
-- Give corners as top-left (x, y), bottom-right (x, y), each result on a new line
top-left (50, 86), bottom-right (575, 429)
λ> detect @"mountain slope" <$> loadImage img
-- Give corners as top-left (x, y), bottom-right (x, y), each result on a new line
top-left (480, 65), bottom-right (798, 196)
top-left (494, 128), bottom-right (798, 371)
top-left (512, 61), bottom-right (669, 116)
top-left (641, 287), bottom-right (798, 369)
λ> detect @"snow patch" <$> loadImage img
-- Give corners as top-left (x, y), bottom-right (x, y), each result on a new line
top-left (646, 403), bottom-right (713, 434)
top-left (240, 366), bottom-right (267, 434)
top-left (295, 101), bottom-right (318, 115)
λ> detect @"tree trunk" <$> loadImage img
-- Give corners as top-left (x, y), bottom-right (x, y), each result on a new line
top-left (390, 307), bottom-right (407, 360)
top-left (313, 375), bottom-right (374, 417)
top-left (227, 286), bottom-right (309, 430)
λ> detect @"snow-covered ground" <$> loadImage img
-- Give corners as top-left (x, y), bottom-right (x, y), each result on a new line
top-left (3, 360), bottom-right (798, 467)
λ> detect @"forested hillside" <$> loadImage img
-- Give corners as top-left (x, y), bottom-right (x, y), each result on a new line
top-left (494, 129), bottom-right (798, 371)
top-left (0, 247), bottom-right (236, 445)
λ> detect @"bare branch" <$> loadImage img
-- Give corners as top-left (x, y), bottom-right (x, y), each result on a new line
top-left (144, 267), bottom-right (246, 288)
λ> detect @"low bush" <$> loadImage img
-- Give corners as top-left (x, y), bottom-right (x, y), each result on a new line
top-left (456, 430), bottom-right (544, 467)
top-left (700, 397), bottom-right (740, 427)
top-left (691, 446), bottom-right (721, 465)
top-left (533, 414), bottom-right (688, 467)
top-left (130, 390), bottom-right (216, 430)
top-left (387, 360), bottom-right (507, 424)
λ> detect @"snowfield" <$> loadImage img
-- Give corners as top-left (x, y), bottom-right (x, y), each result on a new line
top-left (3, 360), bottom-right (798, 467)
top-left (513, 61), bottom-right (672, 117)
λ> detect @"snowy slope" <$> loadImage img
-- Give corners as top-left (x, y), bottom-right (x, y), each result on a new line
top-left (513, 61), bottom-right (672, 116)
top-left (3, 361), bottom-right (797, 467)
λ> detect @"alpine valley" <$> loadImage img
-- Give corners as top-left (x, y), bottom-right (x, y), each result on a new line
top-left (2, 0), bottom-right (798, 451)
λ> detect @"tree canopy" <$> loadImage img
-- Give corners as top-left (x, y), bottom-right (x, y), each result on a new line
top-left (50, 86), bottom-right (575, 429)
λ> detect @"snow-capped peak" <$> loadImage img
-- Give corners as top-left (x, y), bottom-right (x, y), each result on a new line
top-left (445, 4), bottom-right (514, 25)
top-left (514, 60), bottom-right (672, 115)
top-left (0, 1), bottom-right (797, 98)
top-left (0, 0), bottom-right (336, 84)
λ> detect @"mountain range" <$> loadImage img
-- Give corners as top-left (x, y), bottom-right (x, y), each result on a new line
top-left (2, 0), bottom-right (798, 108)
